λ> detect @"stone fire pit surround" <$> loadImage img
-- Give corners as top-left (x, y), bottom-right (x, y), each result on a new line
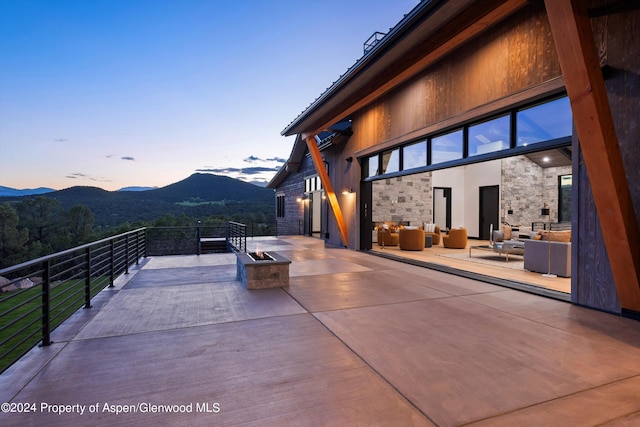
top-left (236, 251), bottom-right (291, 289)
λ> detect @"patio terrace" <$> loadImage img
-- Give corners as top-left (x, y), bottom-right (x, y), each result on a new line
top-left (1, 236), bottom-right (639, 426)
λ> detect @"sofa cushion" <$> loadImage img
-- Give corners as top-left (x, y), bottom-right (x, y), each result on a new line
top-left (423, 223), bottom-right (437, 233)
top-left (538, 230), bottom-right (571, 242)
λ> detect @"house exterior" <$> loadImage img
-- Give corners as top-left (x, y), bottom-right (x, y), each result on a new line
top-left (268, 0), bottom-right (640, 318)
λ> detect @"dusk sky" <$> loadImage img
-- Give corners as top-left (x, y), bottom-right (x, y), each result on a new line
top-left (0, 0), bottom-right (418, 191)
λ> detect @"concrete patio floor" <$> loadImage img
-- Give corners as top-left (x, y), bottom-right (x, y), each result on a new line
top-left (1, 236), bottom-right (639, 426)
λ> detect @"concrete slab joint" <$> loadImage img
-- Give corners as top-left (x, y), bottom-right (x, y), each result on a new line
top-left (236, 251), bottom-right (291, 289)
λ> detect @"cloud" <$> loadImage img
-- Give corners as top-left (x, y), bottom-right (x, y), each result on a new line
top-left (267, 157), bottom-right (286, 163)
top-left (196, 166), bottom-right (280, 175)
top-left (66, 172), bottom-right (111, 183)
top-left (243, 155), bottom-right (286, 164)
top-left (53, 138), bottom-right (68, 142)
top-left (105, 154), bottom-right (135, 161)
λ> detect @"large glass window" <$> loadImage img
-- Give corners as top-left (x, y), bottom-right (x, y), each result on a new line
top-left (367, 155), bottom-right (379, 178)
top-left (468, 115), bottom-right (510, 156)
top-left (381, 148), bottom-right (400, 174)
top-left (304, 176), bottom-right (322, 192)
top-left (363, 96), bottom-right (572, 178)
top-left (403, 140), bottom-right (427, 170)
top-left (431, 129), bottom-right (463, 164)
top-left (517, 96), bottom-right (572, 147)
top-left (558, 174), bottom-right (572, 222)
top-left (276, 194), bottom-right (285, 218)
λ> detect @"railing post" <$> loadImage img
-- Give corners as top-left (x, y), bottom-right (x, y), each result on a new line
top-left (41, 259), bottom-right (51, 346)
top-left (143, 228), bottom-right (147, 258)
top-left (125, 234), bottom-right (130, 274)
top-left (135, 231), bottom-right (140, 265)
top-left (109, 239), bottom-right (115, 287)
top-left (197, 222), bottom-right (201, 256)
top-left (84, 247), bottom-right (92, 309)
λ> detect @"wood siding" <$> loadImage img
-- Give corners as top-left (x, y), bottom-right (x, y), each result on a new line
top-left (274, 156), bottom-right (315, 236)
top-left (572, 4), bottom-right (640, 313)
top-left (350, 3), bottom-right (561, 151)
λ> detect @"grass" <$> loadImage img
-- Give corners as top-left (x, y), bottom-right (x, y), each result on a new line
top-left (0, 277), bottom-right (111, 373)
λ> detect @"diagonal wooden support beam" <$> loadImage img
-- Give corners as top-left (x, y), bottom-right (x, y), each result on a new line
top-left (545, 0), bottom-right (640, 311)
top-left (305, 135), bottom-right (349, 247)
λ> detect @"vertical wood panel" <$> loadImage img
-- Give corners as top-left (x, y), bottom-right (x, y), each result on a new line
top-left (352, 3), bottom-right (561, 149)
top-left (573, 141), bottom-right (620, 312)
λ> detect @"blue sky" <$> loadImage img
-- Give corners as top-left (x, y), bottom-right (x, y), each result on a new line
top-left (0, 0), bottom-right (418, 191)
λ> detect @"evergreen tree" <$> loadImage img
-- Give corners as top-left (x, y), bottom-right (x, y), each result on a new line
top-left (0, 203), bottom-right (29, 268)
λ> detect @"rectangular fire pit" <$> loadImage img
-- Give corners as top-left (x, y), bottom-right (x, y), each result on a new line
top-left (236, 251), bottom-right (291, 289)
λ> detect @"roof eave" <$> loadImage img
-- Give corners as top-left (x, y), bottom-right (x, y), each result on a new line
top-left (280, 0), bottom-right (444, 137)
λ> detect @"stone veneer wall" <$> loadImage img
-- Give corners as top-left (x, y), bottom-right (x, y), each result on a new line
top-left (372, 173), bottom-right (432, 226)
top-left (501, 156), bottom-right (571, 225)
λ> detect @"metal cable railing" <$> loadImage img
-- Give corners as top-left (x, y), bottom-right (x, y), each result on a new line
top-left (0, 222), bottom-right (255, 374)
top-left (227, 221), bottom-right (247, 253)
top-left (0, 228), bottom-right (146, 374)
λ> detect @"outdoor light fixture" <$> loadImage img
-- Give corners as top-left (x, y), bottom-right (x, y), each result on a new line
top-left (345, 156), bottom-right (353, 163)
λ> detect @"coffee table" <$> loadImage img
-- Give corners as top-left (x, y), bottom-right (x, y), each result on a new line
top-left (469, 240), bottom-right (524, 262)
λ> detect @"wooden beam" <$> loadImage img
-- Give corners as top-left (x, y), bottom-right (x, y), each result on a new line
top-left (305, 136), bottom-right (349, 247)
top-left (545, 0), bottom-right (640, 310)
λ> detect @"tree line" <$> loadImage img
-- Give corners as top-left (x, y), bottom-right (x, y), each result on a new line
top-left (0, 197), bottom-right (275, 269)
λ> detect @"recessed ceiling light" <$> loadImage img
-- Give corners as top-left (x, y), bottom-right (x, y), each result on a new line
top-left (543, 156), bottom-right (550, 162)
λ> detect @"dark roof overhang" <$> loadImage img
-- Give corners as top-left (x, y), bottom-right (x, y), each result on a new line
top-left (267, 123), bottom-right (353, 189)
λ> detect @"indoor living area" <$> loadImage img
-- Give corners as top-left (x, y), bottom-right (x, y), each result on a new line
top-left (366, 96), bottom-right (574, 297)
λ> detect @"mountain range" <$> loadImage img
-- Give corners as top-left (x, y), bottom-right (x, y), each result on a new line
top-left (0, 185), bottom-right (158, 197)
top-left (1, 173), bottom-right (275, 227)
top-left (0, 186), bottom-right (56, 197)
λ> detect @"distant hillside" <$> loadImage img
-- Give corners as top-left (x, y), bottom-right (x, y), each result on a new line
top-left (149, 173), bottom-right (273, 203)
top-left (0, 186), bottom-right (55, 197)
top-left (5, 174), bottom-right (274, 227)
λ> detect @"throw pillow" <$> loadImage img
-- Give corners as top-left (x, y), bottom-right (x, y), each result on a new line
top-left (502, 225), bottom-right (512, 240)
